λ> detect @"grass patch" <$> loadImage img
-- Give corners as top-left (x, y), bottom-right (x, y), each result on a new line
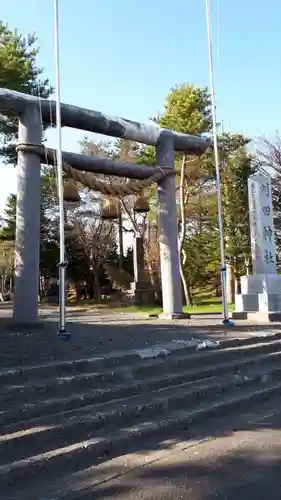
top-left (112, 302), bottom-right (235, 315)
top-left (67, 295), bottom-right (235, 316)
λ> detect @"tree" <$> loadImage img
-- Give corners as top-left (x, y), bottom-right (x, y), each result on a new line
top-left (143, 222), bottom-right (162, 302)
top-left (0, 22), bottom-right (53, 164)
top-left (79, 136), bottom-right (146, 275)
top-left (218, 133), bottom-right (251, 158)
top-left (143, 87), bottom-right (254, 305)
top-left (257, 135), bottom-right (281, 175)
top-left (156, 84), bottom-right (212, 135)
top-left (137, 84), bottom-right (212, 168)
top-left (0, 240), bottom-right (14, 293)
top-left (220, 141), bottom-right (256, 301)
top-left (0, 167), bottom-right (60, 282)
top-left (155, 84), bottom-right (212, 305)
top-left (39, 166), bottom-right (60, 279)
top-left (69, 212), bottom-right (118, 299)
top-left (136, 85), bottom-right (213, 305)
top-left (0, 194), bottom-right (16, 240)
top-left (176, 156), bottom-right (212, 305)
top-left (179, 132), bottom-right (255, 302)
top-left (199, 133), bottom-right (255, 302)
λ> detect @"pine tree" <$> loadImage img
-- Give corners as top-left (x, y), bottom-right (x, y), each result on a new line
top-left (0, 22), bottom-right (53, 164)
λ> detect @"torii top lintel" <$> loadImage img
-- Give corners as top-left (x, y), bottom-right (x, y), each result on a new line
top-left (0, 88), bottom-right (211, 156)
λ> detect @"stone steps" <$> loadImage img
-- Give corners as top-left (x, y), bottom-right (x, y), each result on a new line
top-left (1, 334), bottom-right (280, 409)
top-left (2, 357), bottom-right (280, 463)
top-left (3, 394), bottom-right (280, 500)
top-left (1, 377), bottom-right (280, 492)
top-left (1, 331), bottom-right (280, 385)
top-left (1, 347), bottom-right (281, 427)
top-left (1, 332), bottom-right (281, 498)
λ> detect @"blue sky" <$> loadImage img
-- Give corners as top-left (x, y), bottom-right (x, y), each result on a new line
top-left (1, 0), bottom-right (281, 212)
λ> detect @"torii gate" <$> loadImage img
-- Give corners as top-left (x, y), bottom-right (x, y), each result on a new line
top-left (0, 88), bottom-right (210, 325)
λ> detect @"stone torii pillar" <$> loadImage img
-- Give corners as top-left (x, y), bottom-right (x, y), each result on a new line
top-left (13, 105), bottom-right (42, 326)
top-left (156, 132), bottom-right (183, 318)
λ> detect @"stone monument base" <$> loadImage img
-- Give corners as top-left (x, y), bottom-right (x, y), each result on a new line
top-left (130, 282), bottom-right (156, 305)
top-left (233, 274), bottom-right (281, 323)
top-left (158, 312), bottom-right (191, 320)
top-left (240, 274), bottom-right (281, 295)
top-left (232, 311), bottom-right (281, 323)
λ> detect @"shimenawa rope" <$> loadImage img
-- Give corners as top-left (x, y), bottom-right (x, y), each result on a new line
top-left (16, 143), bottom-right (176, 197)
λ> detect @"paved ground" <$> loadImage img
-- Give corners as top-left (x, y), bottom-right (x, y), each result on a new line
top-left (0, 303), bottom-right (280, 368)
top-left (68, 401), bottom-right (281, 500)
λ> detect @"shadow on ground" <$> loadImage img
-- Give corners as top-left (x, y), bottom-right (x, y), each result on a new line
top-left (90, 448), bottom-right (281, 500)
top-left (1, 304), bottom-right (281, 499)
top-left (0, 312), bottom-right (280, 368)
top-left (14, 400), bottom-right (279, 500)
top-left (55, 407), bottom-right (281, 500)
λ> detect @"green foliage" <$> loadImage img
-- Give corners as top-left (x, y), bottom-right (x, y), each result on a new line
top-left (0, 168), bottom-right (60, 278)
top-left (218, 133), bottom-right (251, 158)
top-left (202, 132), bottom-right (251, 177)
top-left (156, 84), bottom-right (212, 135)
top-left (79, 136), bottom-right (115, 158)
top-left (0, 240), bottom-right (14, 278)
top-left (103, 264), bottom-right (132, 291)
top-left (136, 145), bottom-right (156, 167)
top-left (0, 193), bottom-right (16, 241)
top-left (39, 167), bottom-right (60, 278)
top-left (0, 22), bottom-right (53, 164)
top-left (137, 84), bottom-right (212, 169)
top-left (182, 229), bottom-right (220, 286)
top-left (221, 138), bottom-right (256, 274)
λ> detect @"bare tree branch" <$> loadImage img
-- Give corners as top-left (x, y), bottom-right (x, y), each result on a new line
top-left (257, 135), bottom-right (281, 174)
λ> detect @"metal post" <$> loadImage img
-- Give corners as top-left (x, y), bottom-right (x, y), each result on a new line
top-left (118, 209), bottom-right (124, 271)
top-left (54, 0), bottom-right (70, 340)
top-left (205, 0), bottom-right (233, 326)
top-left (156, 132), bottom-right (183, 318)
top-left (13, 106), bottom-right (42, 325)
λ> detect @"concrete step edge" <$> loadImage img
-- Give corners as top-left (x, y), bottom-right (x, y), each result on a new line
top-left (2, 348), bottom-right (281, 427)
top-left (20, 395), bottom-right (281, 500)
top-left (2, 336), bottom-right (281, 398)
top-left (1, 379), bottom-right (280, 490)
top-left (1, 360), bottom-right (281, 466)
top-left (1, 331), bottom-right (281, 383)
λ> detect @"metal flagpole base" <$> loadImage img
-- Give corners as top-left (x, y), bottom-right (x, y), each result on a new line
top-left (220, 267), bottom-right (235, 327)
top-left (57, 327), bottom-right (71, 341)
top-left (222, 318), bottom-right (235, 327)
top-left (57, 260), bottom-right (69, 340)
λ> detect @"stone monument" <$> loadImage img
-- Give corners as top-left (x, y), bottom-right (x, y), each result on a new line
top-left (130, 235), bottom-right (155, 305)
top-left (233, 173), bottom-right (281, 322)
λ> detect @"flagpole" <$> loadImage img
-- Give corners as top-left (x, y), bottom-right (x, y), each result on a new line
top-left (54, 0), bottom-right (71, 339)
top-left (205, 0), bottom-right (233, 326)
